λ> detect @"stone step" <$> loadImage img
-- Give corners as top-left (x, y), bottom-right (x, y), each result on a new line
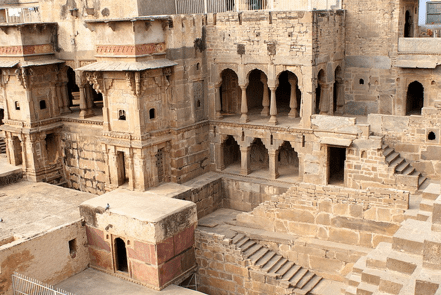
top-left (288, 268), bottom-right (308, 287)
top-left (417, 211), bottom-right (431, 221)
top-left (236, 237), bottom-right (251, 248)
top-left (419, 199), bottom-right (434, 212)
top-left (344, 286), bottom-right (357, 295)
top-left (386, 249), bottom-right (420, 275)
top-left (346, 273), bottom-right (362, 287)
top-left (419, 176), bottom-right (428, 188)
top-left (255, 251), bottom-right (276, 268)
top-left (249, 247), bottom-right (268, 263)
top-left (378, 270), bottom-right (408, 295)
top-left (232, 233), bottom-right (246, 244)
top-left (422, 183), bottom-right (440, 200)
top-left (366, 242), bottom-right (392, 270)
top-left (381, 144), bottom-right (389, 150)
top-left (261, 254), bottom-right (282, 271)
top-left (361, 269), bottom-right (382, 286)
top-left (395, 161), bottom-right (409, 174)
top-left (296, 271), bottom-right (315, 289)
top-left (389, 157), bottom-right (405, 170)
top-left (269, 258), bottom-right (288, 274)
top-left (383, 147), bottom-right (394, 157)
top-left (402, 166), bottom-right (415, 176)
top-left (239, 240), bottom-right (255, 251)
top-left (276, 261), bottom-right (295, 276)
top-left (357, 281), bottom-right (378, 295)
top-left (281, 264), bottom-right (301, 281)
top-left (385, 152), bottom-right (400, 165)
top-left (295, 275), bottom-right (322, 295)
top-left (353, 256), bottom-right (368, 274)
top-left (392, 219), bottom-right (431, 255)
top-left (243, 244), bottom-right (263, 258)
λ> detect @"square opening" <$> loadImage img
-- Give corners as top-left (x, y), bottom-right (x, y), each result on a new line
top-left (69, 239), bottom-right (77, 258)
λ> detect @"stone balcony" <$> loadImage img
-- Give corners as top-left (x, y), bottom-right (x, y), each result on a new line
top-left (396, 37), bottom-right (441, 68)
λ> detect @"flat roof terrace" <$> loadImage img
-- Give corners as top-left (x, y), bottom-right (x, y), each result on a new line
top-left (0, 180), bottom-right (96, 243)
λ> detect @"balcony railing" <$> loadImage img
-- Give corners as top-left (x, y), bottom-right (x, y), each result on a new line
top-left (175, 0), bottom-right (341, 14)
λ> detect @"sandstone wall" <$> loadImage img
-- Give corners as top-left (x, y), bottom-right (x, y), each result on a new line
top-left (237, 183), bottom-right (408, 249)
top-left (0, 221), bottom-right (89, 295)
top-left (369, 109), bottom-right (441, 179)
top-left (61, 121), bottom-right (107, 194)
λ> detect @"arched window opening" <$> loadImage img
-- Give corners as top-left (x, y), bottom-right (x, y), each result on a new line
top-left (333, 66), bottom-right (344, 114)
top-left (223, 136), bottom-right (240, 169)
top-left (250, 138), bottom-right (268, 173)
top-left (406, 81), bottom-right (424, 115)
top-left (277, 141), bottom-right (299, 177)
top-left (315, 70), bottom-right (326, 114)
top-left (220, 69), bottom-right (240, 115)
top-left (67, 67), bottom-right (79, 107)
top-left (428, 132), bottom-right (436, 141)
top-left (276, 71), bottom-right (301, 117)
top-left (149, 108), bottom-right (156, 119)
top-left (114, 238), bottom-right (128, 273)
top-left (247, 69), bottom-right (267, 113)
top-left (118, 110), bottom-right (126, 121)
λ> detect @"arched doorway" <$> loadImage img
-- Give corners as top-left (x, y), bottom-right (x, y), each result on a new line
top-left (250, 138), bottom-right (268, 173)
top-left (247, 69), bottom-right (267, 113)
top-left (276, 71), bottom-right (301, 117)
top-left (223, 135), bottom-right (240, 168)
top-left (277, 141), bottom-right (299, 177)
top-left (114, 238), bottom-right (128, 273)
top-left (406, 81), bottom-right (424, 115)
top-left (333, 66), bottom-right (343, 114)
top-left (220, 69), bottom-right (241, 114)
top-left (316, 70), bottom-right (326, 114)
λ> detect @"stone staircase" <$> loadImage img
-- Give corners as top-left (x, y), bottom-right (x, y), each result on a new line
top-left (231, 233), bottom-right (323, 294)
top-left (382, 144), bottom-right (427, 189)
top-left (0, 136), bottom-right (6, 154)
top-left (342, 185), bottom-right (441, 295)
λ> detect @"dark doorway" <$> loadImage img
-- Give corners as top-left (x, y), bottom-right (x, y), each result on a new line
top-left (328, 147), bottom-right (346, 185)
top-left (223, 136), bottom-right (240, 168)
top-left (220, 69), bottom-right (241, 114)
top-left (0, 108), bottom-right (4, 125)
top-left (114, 238), bottom-right (128, 273)
top-left (247, 70), bottom-right (266, 111)
top-left (250, 138), bottom-right (268, 172)
top-left (276, 71), bottom-right (301, 114)
top-left (404, 10), bottom-right (412, 38)
top-left (67, 67), bottom-right (79, 107)
top-left (316, 70), bottom-right (325, 114)
top-left (406, 81), bottom-right (424, 115)
top-left (45, 133), bottom-right (58, 164)
top-left (116, 152), bottom-right (126, 186)
top-left (333, 66), bottom-right (343, 114)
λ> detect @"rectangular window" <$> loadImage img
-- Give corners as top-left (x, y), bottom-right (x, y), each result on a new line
top-left (69, 239), bottom-right (76, 258)
top-left (427, 1), bottom-right (441, 24)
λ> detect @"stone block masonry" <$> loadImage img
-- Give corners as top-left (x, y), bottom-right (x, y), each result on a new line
top-left (237, 183), bottom-right (409, 249)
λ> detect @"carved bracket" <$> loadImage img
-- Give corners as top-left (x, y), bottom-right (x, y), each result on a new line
top-left (85, 72), bottom-right (104, 94)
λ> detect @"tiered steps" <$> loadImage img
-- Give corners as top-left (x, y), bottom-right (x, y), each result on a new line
top-left (231, 233), bottom-right (323, 294)
top-left (382, 144), bottom-right (427, 188)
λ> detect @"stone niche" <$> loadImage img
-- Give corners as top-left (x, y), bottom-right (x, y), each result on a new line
top-left (79, 189), bottom-right (197, 290)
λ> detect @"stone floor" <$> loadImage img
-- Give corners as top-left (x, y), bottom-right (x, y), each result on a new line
top-left (0, 155), bottom-right (21, 177)
top-left (55, 268), bottom-right (204, 295)
top-left (0, 180), bottom-right (95, 240)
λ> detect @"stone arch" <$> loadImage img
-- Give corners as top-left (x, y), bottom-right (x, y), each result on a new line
top-left (276, 70), bottom-right (301, 117)
top-left (250, 137), bottom-right (269, 172)
top-left (67, 66), bottom-right (80, 107)
top-left (277, 141), bottom-right (299, 177)
top-left (222, 135), bottom-right (241, 169)
top-left (406, 81), bottom-right (424, 115)
top-left (246, 69), bottom-right (268, 112)
top-left (220, 69), bottom-right (241, 114)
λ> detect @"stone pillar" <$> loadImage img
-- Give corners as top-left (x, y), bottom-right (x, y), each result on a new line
top-left (215, 86), bottom-right (223, 119)
top-left (240, 146), bottom-right (251, 175)
top-left (215, 142), bottom-right (225, 170)
top-left (109, 150), bottom-right (119, 188)
top-left (288, 78), bottom-right (298, 118)
top-left (240, 86), bottom-right (249, 123)
top-left (319, 83), bottom-right (331, 114)
top-left (127, 151), bottom-right (134, 191)
top-left (102, 93), bottom-right (110, 131)
top-left (261, 74), bottom-right (269, 116)
top-left (268, 149), bottom-right (279, 179)
top-left (268, 87), bottom-right (277, 125)
top-left (60, 82), bottom-right (71, 114)
top-left (79, 86), bottom-right (87, 118)
top-left (335, 79), bottom-right (345, 115)
top-left (86, 86), bottom-right (95, 117)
